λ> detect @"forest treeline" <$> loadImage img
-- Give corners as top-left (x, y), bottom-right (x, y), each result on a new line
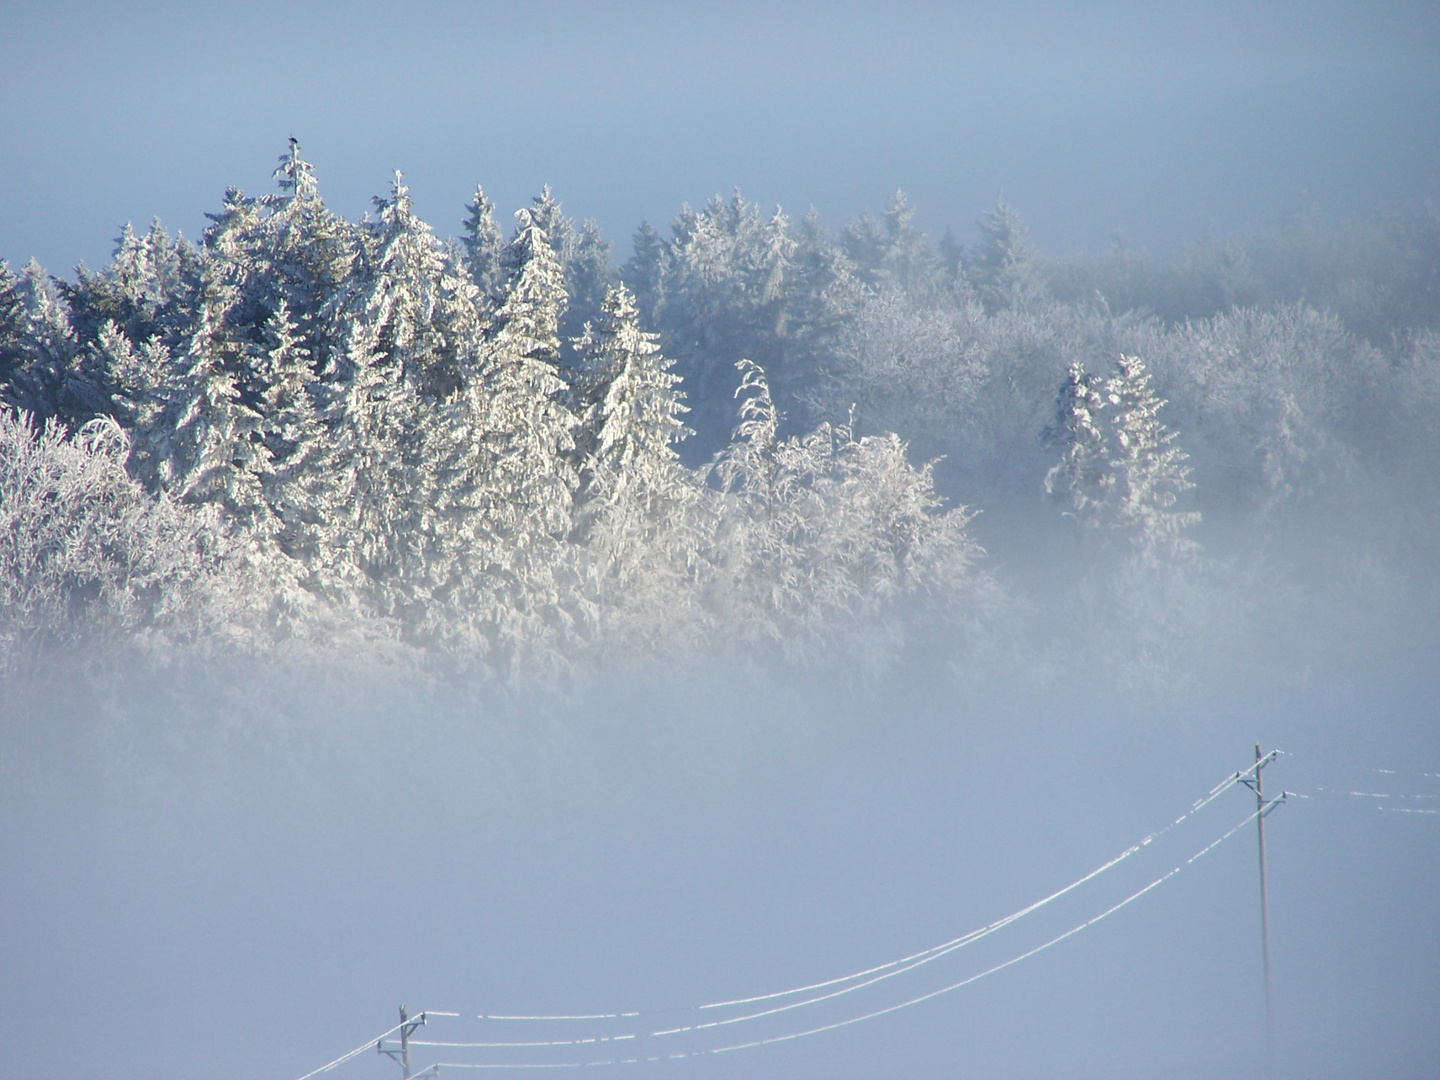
top-left (3, 143), bottom-right (1437, 683)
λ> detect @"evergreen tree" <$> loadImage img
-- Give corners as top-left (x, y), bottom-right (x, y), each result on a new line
top-left (0, 262), bottom-right (29, 389)
top-left (783, 210), bottom-right (867, 428)
top-left (481, 205), bottom-right (578, 542)
top-left (561, 218), bottom-right (616, 354)
top-left (879, 190), bottom-right (943, 300)
top-left (568, 286), bottom-right (700, 647)
top-left (573, 284), bottom-right (690, 514)
top-left (461, 183), bottom-right (506, 300)
top-left (3, 260), bottom-right (100, 428)
top-left (1043, 360), bottom-right (1111, 530)
top-left (160, 250), bottom-right (271, 535)
top-left (1043, 354), bottom-right (1198, 562)
top-left (623, 220), bottom-right (666, 326)
top-left (969, 201), bottom-right (1047, 313)
top-left (91, 319), bottom-right (170, 434)
top-left (1103, 354), bottom-right (1199, 562)
top-left (252, 298), bottom-right (325, 559)
top-left (713, 357), bottom-right (780, 514)
top-left (254, 140), bottom-right (358, 384)
top-left (841, 208), bottom-right (888, 291)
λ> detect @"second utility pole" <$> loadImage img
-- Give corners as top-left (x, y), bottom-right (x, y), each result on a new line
top-left (1254, 745), bottom-right (1273, 1060)
top-left (1240, 745), bottom-right (1287, 1062)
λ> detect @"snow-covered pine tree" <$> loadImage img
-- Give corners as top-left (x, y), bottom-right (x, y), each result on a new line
top-left (969, 201), bottom-right (1047, 313)
top-left (1103, 353), bottom-right (1200, 563)
top-left (573, 284), bottom-right (691, 519)
top-left (304, 172), bottom-right (456, 611)
top-left (254, 140), bottom-right (358, 382)
top-left (309, 267), bottom-right (413, 603)
top-left (159, 244), bottom-right (271, 536)
top-left (879, 190), bottom-right (944, 301)
top-left (561, 218), bottom-right (616, 355)
top-left (567, 284), bottom-right (700, 648)
top-left (0, 262), bottom-right (25, 388)
top-left (781, 210), bottom-right (867, 430)
top-left (623, 220), bottom-right (667, 327)
top-left (461, 183), bottom-right (507, 302)
top-left (252, 298), bottom-right (325, 559)
top-left (3, 259), bottom-right (111, 431)
top-left (1043, 359), bottom-right (1111, 531)
top-left (90, 319), bottom-right (170, 434)
top-left (841, 208), bottom-right (888, 291)
top-left (482, 205), bottom-right (579, 541)
top-left (423, 205), bottom-right (581, 670)
top-left (273, 136), bottom-right (318, 200)
top-left (713, 356), bottom-right (779, 515)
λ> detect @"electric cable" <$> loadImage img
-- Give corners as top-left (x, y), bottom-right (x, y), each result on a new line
top-left (418, 803), bottom-right (1271, 1071)
top-left (440, 754), bottom-right (1272, 1039)
top-left (294, 754), bottom-right (1283, 1078)
top-left (294, 1017), bottom-right (426, 1080)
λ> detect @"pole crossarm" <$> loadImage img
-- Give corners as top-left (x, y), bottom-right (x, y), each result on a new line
top-left (379, 1007), bottom-right (428, 1079)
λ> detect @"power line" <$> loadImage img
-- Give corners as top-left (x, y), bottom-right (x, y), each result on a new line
top-left (294, 1016), bottom-right (433, 1080)
top-left (475, 1014), bottom-right (639, 1022)
top-left (293, 752), bottom-right (1287, 1079)
top-left (422, 803), bottom-right (1275, 1072)
top-left (441, 755), bottom-right (1269, 1040)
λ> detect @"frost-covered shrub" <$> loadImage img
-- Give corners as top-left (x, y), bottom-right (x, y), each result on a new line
top-left (1146, 304), bottom-right (1378, 523)
top-left (704, 361), bottom-right (989, 675)
top-left (0, 409), bottom-right (283, 668)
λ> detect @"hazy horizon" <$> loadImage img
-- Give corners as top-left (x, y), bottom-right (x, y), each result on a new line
top-left (4, 1), bottom-right (1439, 275)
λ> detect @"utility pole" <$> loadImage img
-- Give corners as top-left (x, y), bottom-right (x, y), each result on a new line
top-left (378, 1005), bottom-right (425, 1079)
top-left (1239, 745), bottom-right (1287, 1063)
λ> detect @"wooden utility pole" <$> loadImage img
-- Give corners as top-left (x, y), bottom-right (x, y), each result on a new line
top-left (1254, 745), bottom-right (1273, 1060)
top-left (378, 1005), bottom-right (424, 1078)
top-left (1239, 746), bottom-right (1287, 1062)
top-left (401, 1005), bottom-right (412, 1080)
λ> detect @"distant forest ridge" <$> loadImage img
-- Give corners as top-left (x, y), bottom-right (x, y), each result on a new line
top-left (3, 142), bottom-right (1437, 683)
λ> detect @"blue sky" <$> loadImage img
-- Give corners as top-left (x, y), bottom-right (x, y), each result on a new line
top-left (3, 0), bottom-right (1438, 275)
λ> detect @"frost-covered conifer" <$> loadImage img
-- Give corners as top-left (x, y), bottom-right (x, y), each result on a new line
top-left (623, 221), bottom-right (667, 326)
top-left (879, 191), bottom-right (943, 300)
top-left (970, 201), bottom-right (1047, 313)
top-left (567, 286), bottom-right (700, 646)
top-left (1042, 354), bottom-right (1198, 561)
top-left (252, 298), bottom-right (325, 555)
top-left (0, 262), bottom-right (25, 386)
top-left (573, 284), bottom-right (691, 513)
top-left (461, 184), bottom-right (506, 301)
top-left (302, 177), bottom-right (438, 599)
top-left (3, 260), bottom-right (106, 429)
top-left (273, 136), bottom-right (318, 201)
top-left (1103, 354), bottom-right (1199, 562)
top-left (714, 357), bottom-right (779, 512)
top-left (161, 254), bottom-right (271, 534)
top-left (91, 319), bottom-right (169, 433)
top-left (1043, 360), bottom-right (1111, 529)
top-left (481, 206), bottom-right (578, 540)
top-left (562, 219), bottom-right (616, 352)
top-left (254, 140), bottom-right (358, 372)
